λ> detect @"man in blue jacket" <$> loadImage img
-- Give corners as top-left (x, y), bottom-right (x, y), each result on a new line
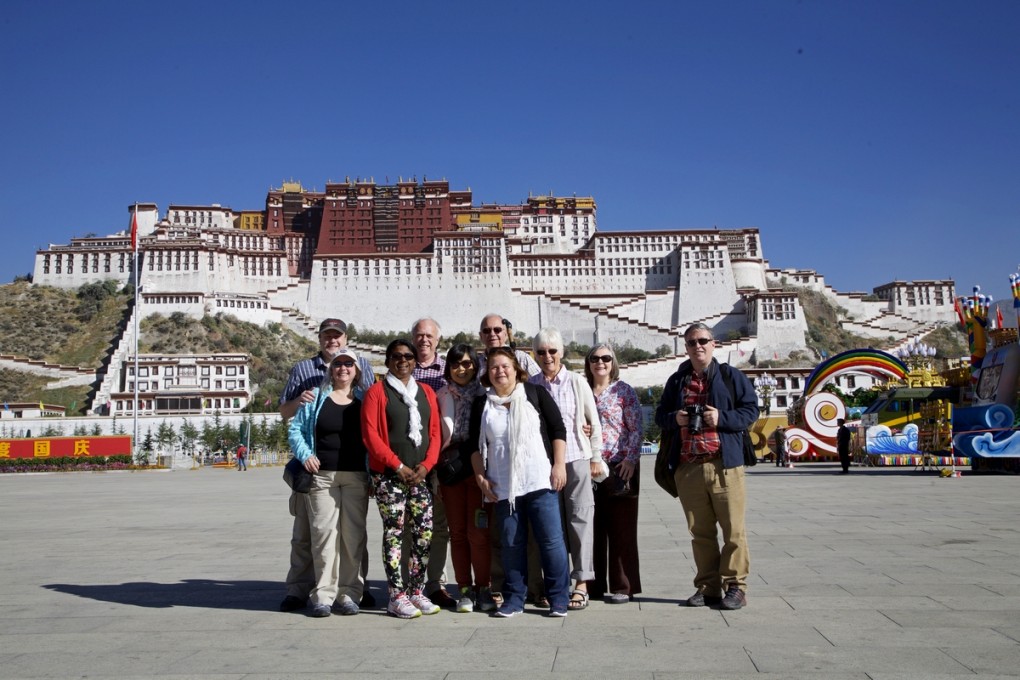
top-left (655, 323), bottom-right (759, 610)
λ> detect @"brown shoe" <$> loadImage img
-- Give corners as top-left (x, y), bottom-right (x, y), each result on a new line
top-left (684, 590), bottom-right (722, 607)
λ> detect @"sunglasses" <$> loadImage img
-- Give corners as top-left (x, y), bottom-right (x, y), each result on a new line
top-left (685, 338), bottom-right (713, 347)
top-left (535, 348), bottom-right (558, 357)
top-left (389, 352), bottom-right (415, 361)
top-left (480, 327), bottom-right (503, 335)
top-left (588, 355), bottom-right (613, 364)
top-left (452, 359), bottom-right (475, 369)
top-left (331, 360), bottom-right (356, 368)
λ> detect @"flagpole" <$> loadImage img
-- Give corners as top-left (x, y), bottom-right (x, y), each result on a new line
top-left (132, 203), bottom-right (140, 463)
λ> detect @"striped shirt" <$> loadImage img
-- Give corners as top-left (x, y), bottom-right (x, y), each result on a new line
top-left (280, 353), bottom-right (376, 405)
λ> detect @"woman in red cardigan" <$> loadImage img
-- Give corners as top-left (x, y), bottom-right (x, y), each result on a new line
top-left (362, 339), bottom-right (442, 619)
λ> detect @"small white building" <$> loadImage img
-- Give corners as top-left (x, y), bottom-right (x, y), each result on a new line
top-left (107, 353), bottom-right (252, 417)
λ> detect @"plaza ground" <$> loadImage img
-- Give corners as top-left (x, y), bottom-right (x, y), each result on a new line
top-left (1, 462), bottom-right (1018, 679)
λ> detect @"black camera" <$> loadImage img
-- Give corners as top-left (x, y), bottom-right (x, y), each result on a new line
top-left (685, 405), bottom-right (705, 434)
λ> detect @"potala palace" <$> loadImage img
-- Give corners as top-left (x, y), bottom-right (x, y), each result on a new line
top-left (28, 177), bottom-right (956, 417)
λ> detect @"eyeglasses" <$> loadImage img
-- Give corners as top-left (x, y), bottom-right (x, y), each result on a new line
top-left (332, 360), bottom-right (356, 368)
top-left (480, 327), bottom-right (503, 335)
top-left (588, 355), bottom-right (613, 364)
top-left (389, 352), bottom-right (415, 362)
top-left (685, 338), bottom-right (713, 347)
top-left (452, 360), bottom-right (475, 369)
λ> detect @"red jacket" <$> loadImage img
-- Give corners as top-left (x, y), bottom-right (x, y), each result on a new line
top-left (362, 380), bottom-right (441, 474)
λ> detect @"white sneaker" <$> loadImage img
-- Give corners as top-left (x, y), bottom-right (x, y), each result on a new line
top-left (456, 586), bottom-right (475, 613)
top-left (408, 592), bottom-right (441, 615)
top-left (387, 595), bottom-right (422, 619)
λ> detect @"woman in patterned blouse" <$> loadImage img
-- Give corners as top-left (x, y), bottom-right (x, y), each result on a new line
top-left (584, 343), bottom-right (644, 603)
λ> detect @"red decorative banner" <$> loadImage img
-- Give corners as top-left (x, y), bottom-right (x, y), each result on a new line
top-left (0, 435), bottom-right (133, 459)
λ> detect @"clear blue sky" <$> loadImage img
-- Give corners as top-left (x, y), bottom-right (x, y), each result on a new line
top-left (2, 0), bottom-right (1018, 303)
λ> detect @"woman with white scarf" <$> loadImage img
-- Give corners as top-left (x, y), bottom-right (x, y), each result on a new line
top-left (363, 339), bottom-right (442, 619)
top-left (468, 347), bottom-right (571, 618)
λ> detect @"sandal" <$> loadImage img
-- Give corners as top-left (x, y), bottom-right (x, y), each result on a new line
top-left (568, 589), bottom-right (589, 611)
top-left (533, 595), bottom-right (550, 609)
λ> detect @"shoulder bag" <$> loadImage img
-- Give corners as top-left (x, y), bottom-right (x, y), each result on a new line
top-left (283, 457), bottom-right (314, 493)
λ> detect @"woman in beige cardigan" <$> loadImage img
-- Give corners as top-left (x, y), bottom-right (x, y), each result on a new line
top-left (528, 327), bottom-right (603, 610)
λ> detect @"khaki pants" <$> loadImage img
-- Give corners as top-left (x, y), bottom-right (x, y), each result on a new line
top-left (674, 459), bottom-right (749, 596)
top-left (304, 470), bottom-right (369, 606)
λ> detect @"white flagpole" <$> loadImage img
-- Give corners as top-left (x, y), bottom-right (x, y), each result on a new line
top-left (132, 203), bottom-right (140, 462)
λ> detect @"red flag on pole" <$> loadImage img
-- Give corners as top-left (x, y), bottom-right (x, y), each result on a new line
top-left (130, 208), bottom-right (138, 251)
top-left (997, 305), bottom-right (1005, 329)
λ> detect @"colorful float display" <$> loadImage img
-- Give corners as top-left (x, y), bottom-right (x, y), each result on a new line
top-left (950, 277), bottom-right (1020, 472)
top-left (783, 349), bottom-right (908, 462)
top-left (858, 340), bottom-right (962, 467)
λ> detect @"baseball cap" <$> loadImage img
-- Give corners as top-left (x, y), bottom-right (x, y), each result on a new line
top-left (330, 347), bottom-right (359, 364)
top-left (318, 318), bottom-right (347, 335)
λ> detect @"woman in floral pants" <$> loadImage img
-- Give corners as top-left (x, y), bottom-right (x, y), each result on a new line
top-left (362, 339), bottom-right (442, 619)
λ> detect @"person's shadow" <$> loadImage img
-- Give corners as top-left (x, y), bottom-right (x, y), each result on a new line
top-left (43, 579), bottom-right (388, 612)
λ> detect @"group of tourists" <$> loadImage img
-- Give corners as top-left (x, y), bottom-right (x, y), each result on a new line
top-left (278, 314), bottom-right (757, 619)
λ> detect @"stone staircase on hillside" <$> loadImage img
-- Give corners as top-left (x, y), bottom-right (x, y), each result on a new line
top-left (265, 279), bottom-right (310, 317)
top-left (87, 299), bottom-right (137, 415)
top-left (842, 310), bottom-right (938, 341)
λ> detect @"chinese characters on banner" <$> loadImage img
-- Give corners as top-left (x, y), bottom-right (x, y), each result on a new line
top-left (0, 436), bottom-right (132, 459)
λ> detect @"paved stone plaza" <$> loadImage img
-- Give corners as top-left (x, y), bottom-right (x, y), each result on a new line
top-left (1, 463), bottom-right (1019, 679)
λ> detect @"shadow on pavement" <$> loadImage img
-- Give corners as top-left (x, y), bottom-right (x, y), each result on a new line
top-left (43, 579), bottom-right (389, 612)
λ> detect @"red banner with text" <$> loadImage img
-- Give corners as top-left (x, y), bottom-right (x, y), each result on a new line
top-left (0, 435), bottom-right (132, 459)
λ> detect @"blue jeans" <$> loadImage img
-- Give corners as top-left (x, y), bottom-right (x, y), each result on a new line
top-left (494, 488), bottom-right (570, 611)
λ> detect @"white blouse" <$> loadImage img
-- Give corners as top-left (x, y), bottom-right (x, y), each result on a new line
top-left (482, 404), bottom-right (553, 503)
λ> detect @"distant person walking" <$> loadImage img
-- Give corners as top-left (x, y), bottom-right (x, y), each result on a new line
top-left (236, 444), bottom-right (247, 471)
top-left (774, 427), bottom-right (786, 467)
top-left (837, 419), bottom-right (851, 474)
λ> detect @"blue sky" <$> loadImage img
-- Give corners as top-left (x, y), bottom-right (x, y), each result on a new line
top-left (2, 0), bottom-right (1018, 303)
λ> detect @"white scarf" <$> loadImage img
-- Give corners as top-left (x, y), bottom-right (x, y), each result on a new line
top-left (385, 372), bottom-right (423, 448)
top-left (479, 383), bottom-right (543, 512)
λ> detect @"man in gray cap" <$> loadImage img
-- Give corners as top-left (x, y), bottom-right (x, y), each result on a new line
top-left (279, 318), bottom-right (375, 419)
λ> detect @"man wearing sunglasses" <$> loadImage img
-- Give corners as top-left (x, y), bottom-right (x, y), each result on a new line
top-left (476, 313), bottom-right (541, 377)
top-left (654, 323), bottom-right (758, 611)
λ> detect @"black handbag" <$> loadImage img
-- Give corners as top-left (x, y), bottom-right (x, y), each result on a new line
top-left (742, 431), bottom-right (758, 467)
top-left (435, 443), bottom-right (471, 486)
top-left (283, 457), bottom-right (314, 493)
top-left (653, 429), bottom-right (678, 498)
top-left (604, 461), bottom-right (639, 498)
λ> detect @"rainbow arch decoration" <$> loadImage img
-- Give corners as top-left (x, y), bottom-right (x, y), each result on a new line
top-left (802, 349), bottom-right (908, 398)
